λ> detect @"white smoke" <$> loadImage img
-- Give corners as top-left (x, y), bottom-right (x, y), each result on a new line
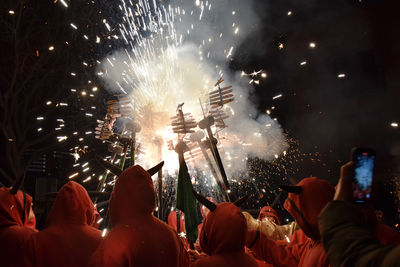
top-left (97, 0), bottom-right (288, 177)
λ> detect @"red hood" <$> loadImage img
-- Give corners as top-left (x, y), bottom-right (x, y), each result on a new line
top-left (90, 206), bottom-right (101, 229)
top-left (46, 181), bottom-right (94, 226)
top-left (284, 177), bottom-right (334, 240)
top-left (110, 165), bottom-right (155, 226)
top-left (0, 188), bottom-right (34, 228)
top-left (200, 202), bottom-right (246, 255)
top-left (258, 206), bottom-right (281, 225)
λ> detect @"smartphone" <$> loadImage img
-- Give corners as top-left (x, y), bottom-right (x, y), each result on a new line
top-left (351, 147), bottom-right (375, 203)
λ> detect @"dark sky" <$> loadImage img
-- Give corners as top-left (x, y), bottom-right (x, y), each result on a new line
top-left (233, 0), bottom-right (400, 183)
top-left (3, 0), bottom-right (398, 226)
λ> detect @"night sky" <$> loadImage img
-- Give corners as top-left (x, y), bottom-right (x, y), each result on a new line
top-left (1, 0), bottom-right (399, 227)
top-left (230, 0), bottom-right (400, 182)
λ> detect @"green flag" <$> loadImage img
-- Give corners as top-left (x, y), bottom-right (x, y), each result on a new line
top-left (176, 158), bottom-right (200, 244)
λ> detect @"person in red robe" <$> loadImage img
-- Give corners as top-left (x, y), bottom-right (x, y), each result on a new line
top-left (247, 177), bottom-right (335, 267)
top-left (25, 181), bottom-right (102, 267)
top-left (191, 192), bottom-right (258, 267)
top-left (0, 187), bottom-right (37, 267)
top-left (90, 163), bottom-right (189, 267)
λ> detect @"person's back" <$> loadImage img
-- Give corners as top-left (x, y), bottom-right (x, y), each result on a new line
top-left (90, 165), bottom-right (189, 267)
top-left (247, 177), bottom-right (335, 267)
top-left (0, 188), bottom-right (37, 267)
top-left (193, 200), bottom-right (258, 267)
top-left (26, 181), bottom-right (102, 267)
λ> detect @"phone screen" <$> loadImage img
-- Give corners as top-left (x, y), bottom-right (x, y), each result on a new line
top-left (353, 152), bottom-right (375, 203)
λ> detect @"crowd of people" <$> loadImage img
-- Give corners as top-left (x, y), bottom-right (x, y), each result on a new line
top-left (0, 161), bottom-right (399, 267)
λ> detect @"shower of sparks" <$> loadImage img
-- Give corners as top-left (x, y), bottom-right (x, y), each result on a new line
top-left (48, 0), bottom-right (289, 207)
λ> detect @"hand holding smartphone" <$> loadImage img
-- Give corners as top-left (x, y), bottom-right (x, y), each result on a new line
top-left (351, 147), bottom-right (375, 203)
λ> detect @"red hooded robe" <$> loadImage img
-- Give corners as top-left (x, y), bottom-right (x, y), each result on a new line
top-left (0, 188), bottom-right (37, 267)
top-left (249, 177), bottom-right (335, 267)
top-left (90, 165), bottom-right (189, 267)
top-left (25, 181), bottom-right (102, 267)
top-left (193, 202), bottom-right (258, 267)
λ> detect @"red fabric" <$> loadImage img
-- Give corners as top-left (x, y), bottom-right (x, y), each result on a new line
top-left (251, 177), bottom-right (334, 267)
top-left (374, 222), bottom-right (400, 245)
top-left (0, 188), bottom-right (37, 267)
top-left (258, 206), bottom-right (281, 225)
top-left (245, 247), bottom-right (273, 267)
top-left (90, 165), bottom-right (189, 267)
top-left (274, 228), bottom-right (309, 245)
top-left (25, 181), bottom-right (102, 267)
top-left (91, 206), bottom-right (101, 229)
top-left (193, 202), bottom-right (258, 267)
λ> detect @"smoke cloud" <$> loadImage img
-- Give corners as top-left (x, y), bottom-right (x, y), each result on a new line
top-left (97, 0), bottom-right (288, 176)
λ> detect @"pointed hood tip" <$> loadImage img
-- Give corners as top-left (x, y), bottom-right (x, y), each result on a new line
top-left (192, 189), bottom-right (217, 212)
top-left (147, 161), bottom-right (164, 176)
top-left (279, 184), bottom-right (303, 194)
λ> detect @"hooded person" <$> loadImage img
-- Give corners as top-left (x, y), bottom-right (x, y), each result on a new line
top-left (246, 177), bottom-right (335, 267)
top-left (24, 181), bottom-right (102, 267)
top-left (90, 162), bottom-right (189, 267)
top-left (191, 191), bottom-right (258, 267)
top-left (0, 187), bottom-right (37, 267)
top-left (243, 207), bottom-right (296, 242)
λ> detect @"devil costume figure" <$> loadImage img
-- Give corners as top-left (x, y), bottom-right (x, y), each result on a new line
top-left (191, 191), bottom-right (258, 267)
top-left (90, 163), bottom-right (189, 267)
top-left (25, 181), bottom-right (102, 267)
top-left (247, 177), bottom-right (335, 267)
top-left (0, 187), bottom-right (37, 267)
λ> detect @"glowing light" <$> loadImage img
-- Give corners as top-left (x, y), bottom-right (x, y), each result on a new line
top-left (69, 172), bottom-right (79, 179)
top-left (101, 229), bottom-right (108, 237)
top-left (48, 46), bottom-right (54, 51)
top-left (278, 43), bottom-right (284, 49)
top-left (9, 10), bottom-right (15, 15)
top-left (46, 101), bottom-right (52, 105)
top-left (57, 136), bottom-right (68, 142)
top-left (300, 61), bottom-right (307, 66)
top-left (391, 122), bottom-right (398, 128)
top-left (338, 73), bottom-right (346, 78)
top-left (37, 128), bottom-right (42, 132)
top-left (287, 11), bottom-right (292, 16)
top-left (272, 94), bottom-right (282, 100)
top-left (309, 42), bottom-right (316, 48)
top-left (59, 0), bottom-right (68, 8)
top-left (92, 87), bottom-right (98, 92)
top-left (83, 167), bottom-right (90, 172)
top-left (70, 23), bottom-right (78, 30)
top-left (37, 117), bottom-right (44, 120)
top-left (83, 177), bottom-right (91, 183)
top-left (81, 91), bottom-right (86, 96)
